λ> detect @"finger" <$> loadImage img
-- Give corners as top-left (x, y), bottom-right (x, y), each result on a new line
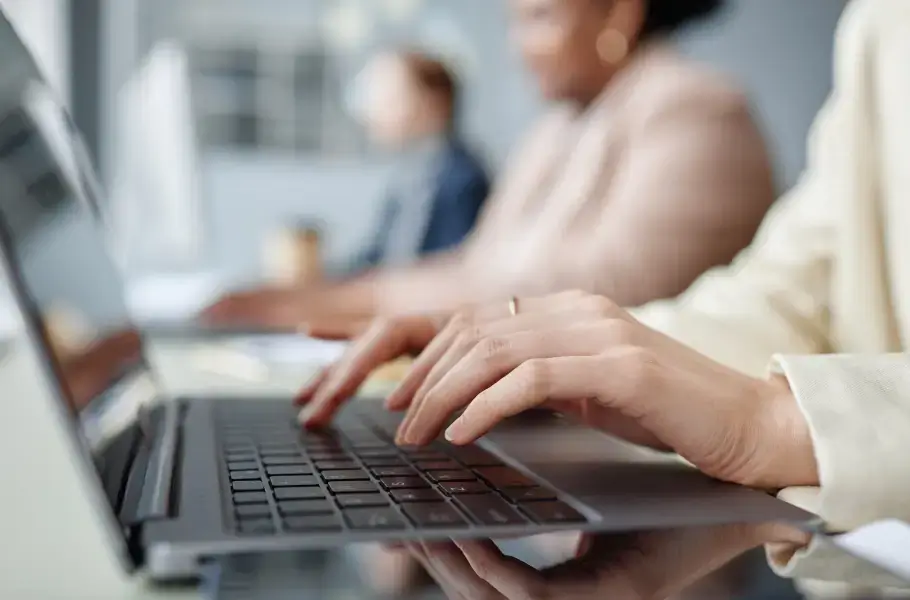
top-left (389, 296), bottom-right (586, 413)
top-left (303, 315), bottom-right (374, 341)
top-left (402, 327), bottom-right (607, 444)
top-left (397, 312), bottom-right (598, 444)
top-left (445, 356), bottom-right (607, 444)
top-left (386, 316), bottom-right (463, 412)
top-left (404, 543), bottom-right (470, 600)
top-left (455, 540), bottom-right (543, 599)
top-left (300, 321), bottom-right (408, 427)
top-left (575, 533), bottom-right (594, 558)
top-left (417, 541), bottom-right (504, 600)
top-left (294, 366), bottom-right (332, 405)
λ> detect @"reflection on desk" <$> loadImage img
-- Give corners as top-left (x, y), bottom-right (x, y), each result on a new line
top-left (194, 521), bottom-right (909, 600)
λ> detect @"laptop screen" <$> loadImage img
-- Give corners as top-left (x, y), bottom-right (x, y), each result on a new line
top-left (0, 87), bottom-right (160, 455)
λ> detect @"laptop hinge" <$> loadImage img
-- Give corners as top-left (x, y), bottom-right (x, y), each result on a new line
top-left (120, 401), bottom-right (182, 526)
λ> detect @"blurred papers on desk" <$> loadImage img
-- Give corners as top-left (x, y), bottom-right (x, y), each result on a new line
top-left (228, 334), bottom-right (347, 366)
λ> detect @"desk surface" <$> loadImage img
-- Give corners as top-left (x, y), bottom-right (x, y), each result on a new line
top-left (0, 337), bottom-right (402, 600)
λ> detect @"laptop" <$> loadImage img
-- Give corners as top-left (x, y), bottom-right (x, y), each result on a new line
top-left (0, 8), bottom-right (819, 582)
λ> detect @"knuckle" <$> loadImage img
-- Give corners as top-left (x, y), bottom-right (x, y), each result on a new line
top-left (515, 359), bottom-right (549, 399)
top-left (455, 326), bottom-right (483, 350)
top-left (598, 319), bottom-right (636, 346)
top-left (449, 311), bottom-right (475, 332)
top-left (609, 346), bottom-right (658, 401)
top-left (477, 335), bottom-right (511, 363)
top-left (583, 294), bottom-right (618, 318)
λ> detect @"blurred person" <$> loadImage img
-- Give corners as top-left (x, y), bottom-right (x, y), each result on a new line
top-left (205, 0), bottom-right (775, 335)
top-left (297, 0), bottom-right (910, 596)
top-left (351, 51), bottom-right (490, 273)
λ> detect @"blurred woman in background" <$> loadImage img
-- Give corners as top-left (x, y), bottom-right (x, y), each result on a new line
top-left (350, 51), bottom-right (490, 273)
top-left (207, 0), bottom-right (775, 339)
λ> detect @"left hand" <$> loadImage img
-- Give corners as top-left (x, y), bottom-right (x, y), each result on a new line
top-left (390, 291), bottom-right (818, 490)
top-left (404, 523), bottom-right (807, 600)
top-left (202, 286), bottom-right (309, 330)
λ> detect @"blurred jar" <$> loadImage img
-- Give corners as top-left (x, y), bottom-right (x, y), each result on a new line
top-left (262, 221), bottom-right (324, 286)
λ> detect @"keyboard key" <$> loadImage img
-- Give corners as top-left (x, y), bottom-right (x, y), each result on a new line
top-left (308, 452), bottom-right (351, 461)
top-left (275, 487), bottom-right (326, 501)
top-left (235, 504), bottom-right (272, 518)
top-left (230, 470), bottom-right (262, 481)
top-left (262, 456), bottom-right (307, 466)
top-left (522, 502), bottom-right (587, 524)
top-left (278, 500), bottom-right (334, 515)
top-left (439, 482), bottom-right (490, 495)
top-left (337, 494), bottom-right (390, 508)
top-left (363, 457), bottom-right (406, 467)
top-left (233, 492), bottom-right (268, 504)
top-left (371, 466), bottom-right (417, 477)
top-left (355, 449), bottom-right (400, 458)
top-left (448, 447), bottom-right (503, 467)
top-left (403, 504), bottom-right (467, 528)
top-left (457, 496), bottom-right (527, 526)
top-left (427, 471), bottom-right (476, 483)
top-left (228, 461), bottom-right (258, 471)
top-left (503, 487), bottom-right (558, 503)
top-left (232, 480), bottom-right (265, 492)
top-left (380, 476), bottom-right (429, 490)
top-left (391, 489), bottom-right (444, 503)
top-left (328, 481), bottom-right (378, 494)
top-left (475, 467), bottom-right (536, 488)
top-left (224, 443), bottom-right (254, 453)
top-left (321, 470), bottom-right (370, 482)
top-left (238, 518), bottom-right (275, 535)
top-left (408, 452), bottom-right (450, 461)
top-left (315, 460), bottom-right (359, 471)
top-left (225, 452), bottom-right (256, 462)
top-left (283, 515), bottom-right (343, 532)
top-left (415, 460), bottom-right (461, 471)
top-left (270, 475), bottom-right (318, 487)
top-left (259, 448), bottom-right (302, 458)
top-left (344, 508), bottom-right (408, 531)
top-left (267, 465), bottom-right (312, 476)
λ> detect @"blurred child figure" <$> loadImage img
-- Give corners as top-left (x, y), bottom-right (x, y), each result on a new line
top-left (351, 50), bottom-right (490, 272)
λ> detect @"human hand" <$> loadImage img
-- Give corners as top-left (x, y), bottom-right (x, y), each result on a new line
top-left (404, 523), bottom-right (808, 600)
top-left (309, 290), bottom-right (816, 490)
top-left (296, 292), bottom-right (596, 428)
top-left (202, 286), bottom-right (309, 330)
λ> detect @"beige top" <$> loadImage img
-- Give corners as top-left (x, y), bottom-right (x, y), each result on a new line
top-left (378, 42), bottom-right (776, 314)
top-left (633, 0), bottom-right (910, 591)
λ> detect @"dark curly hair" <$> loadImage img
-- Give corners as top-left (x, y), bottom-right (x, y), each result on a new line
top-left (640, 0), bottom-right (726, 39)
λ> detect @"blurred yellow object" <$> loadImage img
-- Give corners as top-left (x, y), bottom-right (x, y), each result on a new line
top-left (368, 356), bottom-right (413, 383)
top-left (262, 223), bottom-right (324, 286)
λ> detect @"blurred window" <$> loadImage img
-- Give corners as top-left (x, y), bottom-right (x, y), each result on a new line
top-left (189, 42), bottom-right (364, 155)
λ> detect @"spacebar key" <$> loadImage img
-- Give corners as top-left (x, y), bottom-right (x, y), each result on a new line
top-left (458, 495), bottom-right (526, 526)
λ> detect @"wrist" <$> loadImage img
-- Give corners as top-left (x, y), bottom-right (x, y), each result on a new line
top-left (744, 375), bottom-right (819, 490)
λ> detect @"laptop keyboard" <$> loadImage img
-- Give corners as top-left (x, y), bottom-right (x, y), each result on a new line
top-left (215, 405), bottom-right (588, 536)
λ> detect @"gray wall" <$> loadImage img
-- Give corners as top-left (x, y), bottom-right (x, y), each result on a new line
top-left (678, 0), bottom-right (848, 190)
top-left (201, 0), bottom-right (848, 286)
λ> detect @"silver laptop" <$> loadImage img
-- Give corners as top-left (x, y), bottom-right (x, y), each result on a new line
top-left (0, 8), bottom-right (818, 582)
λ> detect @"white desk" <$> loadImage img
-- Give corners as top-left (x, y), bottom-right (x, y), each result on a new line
top-left (0, 337), bottom-right (357, 600)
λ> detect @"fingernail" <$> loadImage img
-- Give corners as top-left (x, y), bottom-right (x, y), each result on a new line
top-left (444, 420), bottom-right (463, 443)
top-left (297, 403), bottom-right (318, 426)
